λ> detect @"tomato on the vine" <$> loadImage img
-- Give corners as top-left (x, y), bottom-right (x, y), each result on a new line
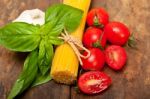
top-left (83, 27), bottom-right (106, 49)
top-left (104, 22), bottom-right (130, 46)
top-left (81, 48), bottom-right (105, 71)
top-left (86, 8), bottom-right (109, 28)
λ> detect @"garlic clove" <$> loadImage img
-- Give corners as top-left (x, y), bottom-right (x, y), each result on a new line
top-left (13, 9), bottom-right (45, 25)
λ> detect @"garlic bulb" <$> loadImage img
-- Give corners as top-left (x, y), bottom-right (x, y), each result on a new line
top-left (13, 9), bottom-right (45, 25)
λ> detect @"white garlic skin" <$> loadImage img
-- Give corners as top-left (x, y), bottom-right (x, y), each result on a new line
top-left (13, 9), bottom-right (45, 25)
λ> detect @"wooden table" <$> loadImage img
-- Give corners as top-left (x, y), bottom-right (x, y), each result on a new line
top-left (0, 0), bottom-right (150, 99)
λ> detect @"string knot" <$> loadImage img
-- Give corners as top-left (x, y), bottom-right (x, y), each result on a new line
top-left (58, 29), bottom-right (90, 66)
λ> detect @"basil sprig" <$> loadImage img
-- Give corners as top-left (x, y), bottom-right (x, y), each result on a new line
top-left (0, 4), bottom-right (83, 99)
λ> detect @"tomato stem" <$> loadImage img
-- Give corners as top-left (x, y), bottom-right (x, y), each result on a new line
top-left (127, 33), bottom-right (138, 49)
top-left (92, 31), bottom-right (105, 50)
top-left (93, 14), bottom-right (104, 28)
top-left (93, 41), bottom-right (104, 50)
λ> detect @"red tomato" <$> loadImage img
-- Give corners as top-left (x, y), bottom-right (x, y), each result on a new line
top-left (105, 45), bottom-right (127, 70)
top-left (78, 71), bottom-right (112, 94)
top-left (86, 8), bottom-right (109, 28)
top-left (83, 27), bottom-right (107, 49)
top-left (81, 48), bottom-right (105, 71)
top-left (104, 22), bottom-right (130, 46)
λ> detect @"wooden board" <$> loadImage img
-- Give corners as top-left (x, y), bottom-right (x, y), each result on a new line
top-left (0, 0), bottom-right (150, 99)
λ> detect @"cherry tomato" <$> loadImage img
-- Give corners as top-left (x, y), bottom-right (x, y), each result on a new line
top-left (105, 45), bottom-right (127, 70)
top-left (104, 22), bottom-right (130, 46)
top-left (81, 48), bottom-right (105, 71)
top-left (83, 27), bottom-right (107, 49)
top-left (86, 8), bottom-right (109, 28)
top-left (78, 71), bottom-right (112, 94)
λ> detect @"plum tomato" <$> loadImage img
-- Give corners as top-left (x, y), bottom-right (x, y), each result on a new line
top-left (78, 71), bottom-right (112, 94)
top-left (86, 8), bottom-right (109, 28)
top-left (81, 48), bottom-right (105, 71)
top-left (83, 27), bottom-right (107, 49)
top-left (104, 22), bottom-right (130, 46)
top-left (105, 45), bottom-right (127, 70)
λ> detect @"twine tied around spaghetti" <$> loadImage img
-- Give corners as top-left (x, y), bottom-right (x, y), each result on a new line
top-left (58, 29), bottom-right (91, 66)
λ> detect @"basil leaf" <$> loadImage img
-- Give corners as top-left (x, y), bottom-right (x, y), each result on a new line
top-left (38, 40), bottom-right (54, 75)
top-left (32, 40), bottom-right (53, 86)
top-left (39, 21), bottom-right (55, 35)
top-left (45, 4), bottom-right (83, 36)
top-left (48, 36), bottom-right (64, 45)
top-left (0, 22), bottom-right (41, 52)
top-left (7, 50), bottom-right (38, 99)
top-left (31, 70), bottom-right (51, 87)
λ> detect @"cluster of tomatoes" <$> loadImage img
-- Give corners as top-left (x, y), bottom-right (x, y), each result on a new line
top-left (78, 8), bottom-right (131, 94)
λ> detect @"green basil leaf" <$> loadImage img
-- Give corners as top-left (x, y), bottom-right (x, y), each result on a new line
top-left (7, 50), bottom-right (38, 99)
top-left (38, 40), bottom-right (46, 62)
top-left (39, 21), bottom-right (55, 35)
top-left (0, 22), bottom-right (41, 52)
top-left (38, 40), bottom-right (54, 75)
top-left (31, 70), bottom-right (51, 87)
top-left (45, 4), bottom-right (83, 36)
top-left (48, 36), bottom-right (64, 45)
top-left (32, 40), bottom-right (53, 86)
top-left (44, 42), bottom-right (54, 66)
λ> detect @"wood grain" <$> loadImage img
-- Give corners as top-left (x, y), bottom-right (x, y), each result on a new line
top-left (0, 0), bottom-right (150, 99)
